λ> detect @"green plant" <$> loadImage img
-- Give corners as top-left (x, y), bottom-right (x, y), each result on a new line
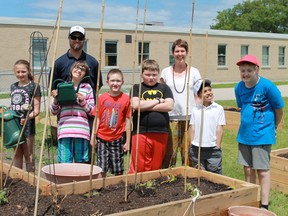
top-left (161, 167), bottom-right (176, 184)
top-left (135, 180), bottom-right (156, 197)
top-left (186, 183), bottom-right (202, 198)
top-left (0, 188), bottom-right (9, 206)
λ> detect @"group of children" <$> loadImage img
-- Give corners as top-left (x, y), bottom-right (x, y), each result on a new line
top-left (10, 57), bottom-right (224, 177)
top-left (11, 50), bottom-right (283, 210)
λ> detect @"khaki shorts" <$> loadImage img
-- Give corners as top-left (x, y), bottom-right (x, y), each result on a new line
top-left (238, 143), bottom-right (271, 170)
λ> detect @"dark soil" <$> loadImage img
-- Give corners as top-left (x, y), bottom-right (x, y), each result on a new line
top-left (1, 175), bottom-right (231, 215)
top-left (278, 153), bottom-right (288, 159)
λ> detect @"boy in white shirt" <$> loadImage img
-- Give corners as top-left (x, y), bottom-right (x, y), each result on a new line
top-left (189, 79), bottom-right (225, 174)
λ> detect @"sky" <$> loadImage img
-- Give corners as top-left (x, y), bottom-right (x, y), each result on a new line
top-left (1, 0), bottom-right (244, 29)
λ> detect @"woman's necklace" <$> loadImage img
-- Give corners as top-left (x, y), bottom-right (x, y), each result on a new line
top-left (172, 64), bottom-right (187, 94)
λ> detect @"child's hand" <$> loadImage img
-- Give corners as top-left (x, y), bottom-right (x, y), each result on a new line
top-left (51, 90), bottom-right (58, 98)
top-left (76, 93), bottom-right (85, 104)
top-left (123, 143), bottom-right (128, 152)
top-left (90, 137), bottom-right (97, 147)
top-left (20, 118), bottom-right (25, 125)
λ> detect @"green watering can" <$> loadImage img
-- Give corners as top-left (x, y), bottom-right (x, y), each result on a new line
top-left (52, 76), bottom-right (90, 106)
top-left (0, 106), bottom-right (26, 149)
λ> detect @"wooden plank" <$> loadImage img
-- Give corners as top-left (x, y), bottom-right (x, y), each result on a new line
top-left (270, 155), bottom-right (288, 171)
top-left (271, 148), bottom-right (288, 156)
top-left (271, 181), bottom-right (288, 194)
top-left (271, 168), bottom-right (288, 185)
top-left (270, 148), bottom-right (288, 194)
top-left (1, 162), bottom-right (51, 194)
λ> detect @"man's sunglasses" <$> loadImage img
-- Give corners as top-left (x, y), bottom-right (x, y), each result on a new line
top-left (70, 35), bottom-right (85, 41)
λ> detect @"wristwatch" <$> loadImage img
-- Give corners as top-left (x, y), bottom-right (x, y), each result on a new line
top-left (156, 97), bottom-right (161, 104)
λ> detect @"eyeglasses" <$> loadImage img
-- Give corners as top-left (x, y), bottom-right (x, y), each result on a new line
top-left (74, 65), bottom-right (86, 72)
top-left (70, 35), bottom-right (85, 41)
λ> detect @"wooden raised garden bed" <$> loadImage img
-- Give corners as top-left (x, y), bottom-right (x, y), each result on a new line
top-left (270, 148), bottom-right (288, 194)
top-left (1, 163), bottom-right (260, 216)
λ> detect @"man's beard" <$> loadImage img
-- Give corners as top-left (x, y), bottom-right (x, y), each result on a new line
top-left (71, 43), bottom-right (83, 51)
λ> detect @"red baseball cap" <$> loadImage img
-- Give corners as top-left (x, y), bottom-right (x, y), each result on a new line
top-left (236, 54), bottom-right (260, 67)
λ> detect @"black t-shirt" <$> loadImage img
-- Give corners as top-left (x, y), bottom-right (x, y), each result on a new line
top-left (10, 81), bottom-right (41, 136)
top-left (132, 82), bottom-right (173, 134)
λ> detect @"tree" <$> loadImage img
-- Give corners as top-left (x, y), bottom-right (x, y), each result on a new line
top-left (210, 0), bottom-right (288, 33)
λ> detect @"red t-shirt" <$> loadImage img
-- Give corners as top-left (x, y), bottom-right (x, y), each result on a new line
top-left (94, 92), bottom-right (130, 141)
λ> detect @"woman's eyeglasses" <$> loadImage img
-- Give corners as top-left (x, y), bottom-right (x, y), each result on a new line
top-left (70, 35), bottom-right (85, 41)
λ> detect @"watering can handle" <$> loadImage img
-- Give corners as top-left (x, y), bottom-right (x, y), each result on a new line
top-left (75, 76), bottom-right (91, 93)
top-left (52, 79), bottom-right (65, 90)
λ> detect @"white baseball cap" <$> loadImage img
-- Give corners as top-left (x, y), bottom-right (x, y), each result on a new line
top-left (69, 25), bottom-right (85, 37)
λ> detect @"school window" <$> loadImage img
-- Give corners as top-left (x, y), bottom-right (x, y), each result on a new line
top-left (31, 38), bottom-right (48, 70)
top-left (169, 42), bottom-right (175, 65)
top-left (138, 42), bottom-right (150, 65)
top-left (217, 44), bottom-right (226, 66)
top-left (262, 46), bottom-right (270, 66)
top-left (241, 45), bottom-right (249, 57)
top-left (278, 46), bottom-right (285, 66)
top-left (105, 41), bottom-right (118, 66)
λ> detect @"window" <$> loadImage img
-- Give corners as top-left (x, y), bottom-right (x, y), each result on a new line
top-left (169, 42), bottom-right (175, 65)
top-left (105, 41), bottom-right (118, 66)
top-left (241, 45), bottom-right (249, 57)
top-left (31, 38), bottom-right (47, 69)
top-left (278, 46), bottom-right (285, 66)
top-left (138, 42), bottom-right (150, 65)
top-left (218, 44), bottom-right (226, 66)
top-left (262, 46), bottom-right (270, 66)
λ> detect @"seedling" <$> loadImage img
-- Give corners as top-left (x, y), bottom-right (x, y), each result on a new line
top-left (135, 180), bottom-right (156, 197)
top-left (0, 188), bottom-right (9, 206)
top-left (186, 183), bottom-right (202, 197)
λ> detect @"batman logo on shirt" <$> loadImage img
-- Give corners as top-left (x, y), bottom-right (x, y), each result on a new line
top-left (142, 90), bottom-right (163, 100)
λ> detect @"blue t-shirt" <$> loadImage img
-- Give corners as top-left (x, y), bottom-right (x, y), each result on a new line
top-left (234, 76), bottom-right (284, 145)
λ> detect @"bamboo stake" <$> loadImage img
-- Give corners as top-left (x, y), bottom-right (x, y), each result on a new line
top-left (184, 0), bottom-right (195, 193)
top-left (89, 0), bottom-right (105, 196)
top-left (133, 0), bottom-right (147, 188)
top-left (124, 0), bottom-right (140, 202)
top-left (0, 107), bottom-right (4, 190)
top-left (33, 0), bottom-right (63, 215)
top-left (197, 32), bottom-right (209, 187)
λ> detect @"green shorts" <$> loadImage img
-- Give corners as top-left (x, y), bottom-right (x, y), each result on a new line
top-left (238, 143), bottom-right (271, 170)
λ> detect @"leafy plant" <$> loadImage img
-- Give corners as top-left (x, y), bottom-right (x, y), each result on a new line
top-left (135, 180), bottom-right (156, 197)
top-left (186, 183), bottom-right (202, 198)
top-left (0, 188), bottom-right (9, 206)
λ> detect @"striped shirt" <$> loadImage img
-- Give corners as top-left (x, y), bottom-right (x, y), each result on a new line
top-left (50, 83), bottom-right (94, 141)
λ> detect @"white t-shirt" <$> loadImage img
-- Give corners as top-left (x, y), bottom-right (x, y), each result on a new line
top-left (189, 102), bottom-right (226, 147)
top-left (161, 66), bottom-right (201, 120)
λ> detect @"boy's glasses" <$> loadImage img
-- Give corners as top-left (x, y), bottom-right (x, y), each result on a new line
top-left (70, 35), bottom-right (85, 41)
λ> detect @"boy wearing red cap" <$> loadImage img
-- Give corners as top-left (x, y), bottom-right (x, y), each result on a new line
top-left (235, 54), bottom-right (284, 210)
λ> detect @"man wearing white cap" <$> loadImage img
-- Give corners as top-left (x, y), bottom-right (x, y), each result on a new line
top-left (51, 25), bottom-right (103, 163)
top-left (51, 25), bottom-right (103, 91)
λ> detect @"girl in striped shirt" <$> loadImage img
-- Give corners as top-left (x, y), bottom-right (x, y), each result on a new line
top-left (51, 60), bottom-right (94, 163)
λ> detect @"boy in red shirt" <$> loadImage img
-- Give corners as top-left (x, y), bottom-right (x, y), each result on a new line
top-left (91, 69), bottom-right (130, 177)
